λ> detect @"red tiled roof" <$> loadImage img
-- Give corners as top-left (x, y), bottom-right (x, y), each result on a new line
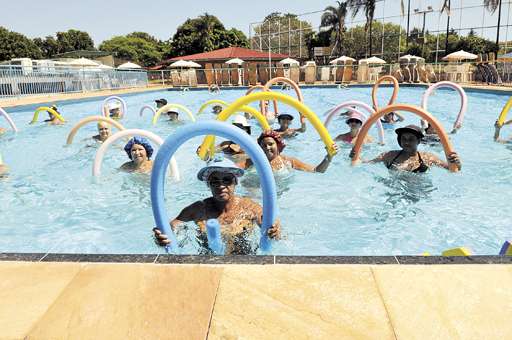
top-left (165, 47), bottom-right (289, 63)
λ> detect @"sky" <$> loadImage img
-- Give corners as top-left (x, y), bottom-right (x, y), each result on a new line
top-left (1, 0), bottom-right (510, 45)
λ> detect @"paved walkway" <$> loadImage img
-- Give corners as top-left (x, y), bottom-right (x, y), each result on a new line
top-left (1, 261), bottom-right (511, 339)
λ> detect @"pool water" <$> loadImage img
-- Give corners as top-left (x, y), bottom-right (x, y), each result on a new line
top-left (0, 86), bottom-right (511, 255)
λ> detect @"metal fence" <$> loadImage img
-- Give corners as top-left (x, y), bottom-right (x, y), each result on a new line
top-left (0, 65), bottom-right (148, 99)
top-left (147, 62), bottom-right (512, 88)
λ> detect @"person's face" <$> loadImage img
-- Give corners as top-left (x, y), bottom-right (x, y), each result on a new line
top-left (130, 144), bottom-right (148, 164)
top-left (208, 171), bottom-right (236, 202)
top-left (399, 132), bottom-right (420, 152)
top-left (110, 108), bottom-right (120, 118)
top-left (425, 124), bottom-right (436, 134)
top-left (156, 102), bottom-right (164, 109)
top-left (97, 123), bottom-right (111, 140)
top-left (278, 118), bottom-right (291, 129)
top-left (213, 106), bottom-right (222, 114)
top-left (347, 119), bottom-right (362, 131)
top-left (260, 137), bottom-right (279, 160)
top-left (168, 113), bottom-right (179, 121)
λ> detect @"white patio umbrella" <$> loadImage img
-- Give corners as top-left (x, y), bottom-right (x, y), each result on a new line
top-left (330, 56), bottom-right (356, 64)
top-left (279, 57), bottom-right (300, 65)
top-left (442, 50), bottom-right (478, 61)
top-left (118, 62), bottom-right (142, 69)
top-left (184, 61), bottom-right (201, 68)
top-left (69, 57), bottom-right (99, 67)
top-left (169, 60), bottom-right (191, 68)
top-left (399, 54), bottom-right (424, 61)
top-left (225, 58), bottom-right (244, 65)
top-left (359, 56), bottom-right (386, 64)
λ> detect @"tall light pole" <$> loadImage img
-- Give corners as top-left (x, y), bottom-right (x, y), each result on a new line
top-left (406, 0), bottom-right (411, 47)
top-left (496, 0), bottom-right (503, 56)
top-left (414, 6), bottom-right (434, 56)
top-left (445, 0), bottom-right (451, 56)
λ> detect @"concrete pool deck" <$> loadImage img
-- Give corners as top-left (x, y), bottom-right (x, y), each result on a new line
top-left (1, 256), bottom-right (511, 339)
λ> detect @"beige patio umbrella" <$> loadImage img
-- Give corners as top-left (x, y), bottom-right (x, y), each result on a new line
top-left (330, 56), bottom-right (356, 64)
top-left (68, 57), bottom-right (100, 67)
top-left (169, 60), bottom-right (190, 68)
top-left (279, 57), bottom-right (300, 65)
top-left (225, 58), bottom-right (244, 65)
top-left (184, 61), bottom-right (201, 68)
top-left (117, 62), bottom-right (142, 69)
top-left (442, 50), bottom-right (478, 61)
top-left (359, 56), bottom-right (386, 64)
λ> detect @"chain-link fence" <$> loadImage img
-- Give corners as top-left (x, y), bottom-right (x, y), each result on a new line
top-left (0, 65), bottom-right (148, 99)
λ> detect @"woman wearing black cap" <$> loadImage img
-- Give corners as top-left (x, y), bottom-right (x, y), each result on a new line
top-left (352, 125), bottom-right (461, 172)
top-left (273, 113), bottom-right (306, 138)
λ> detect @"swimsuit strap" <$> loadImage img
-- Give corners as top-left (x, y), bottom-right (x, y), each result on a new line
top-left (386, 150), bottom-right (403, 169)
top-left (413, 152), bottom-right (429, 173)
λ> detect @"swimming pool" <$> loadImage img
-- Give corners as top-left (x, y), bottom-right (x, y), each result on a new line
top-left (1, 85), bottom-right (511, 255)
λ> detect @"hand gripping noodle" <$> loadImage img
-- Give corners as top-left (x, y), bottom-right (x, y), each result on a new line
top-left (66, 116), bottom-right (124, 145)
top-left (197, 92), bottom-right (337, 160)
top-left (93, 129), bottom-right (180, 181)
top-left (421, 81), bottom-right (468, 132)
top-left (371, 75), bottom-right (400, 111)
top-left (139, 105), bottom-right (156, 117)
top-left (30, 106), bottom-right (65, 124)
top-left (0, 107), bottom-right (18, 132)
top-left (151, 121), bottom-right (277, 253)
top-left (350, 104), bottom-right (459, 173)
top-left (152, 103), bottom-right (196, 125)
top-left (102, 96), bottom-right (127, 118)
top-left (246, 85), bottom-right (278, 119)
top-left (497, 97), bottom-right (512, 126)
top-left (324, 100), bottom-right (385, 144)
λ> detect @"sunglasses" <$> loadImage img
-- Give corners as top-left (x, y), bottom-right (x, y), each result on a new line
top-left (208, 175), bottom-right (236, 187)
top-left (347, 119), bottom-right (361, 125)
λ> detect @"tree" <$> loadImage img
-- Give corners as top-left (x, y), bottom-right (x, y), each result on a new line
top-left (171, 13), bottom-right (248, 57)
top-left (484, 0), bottom-right (500, 12)
top-left (56, 29), bottom-right (95, 53)
top-left (321, 1), bottom-right (348, 55)
top-left (33, 36), bottom-right (59, 58)
top-left (347, 0), bottom-right (377, 56)
top-left (252, 12), bottom-right (312, 57)
top-left (99, 35), bottom-right (162, 66)
top-left (0, 26), bottom-right (42, 60)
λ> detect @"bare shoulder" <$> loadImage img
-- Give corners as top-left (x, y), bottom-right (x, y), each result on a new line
top-left (420, 151), bottom-right (442, 163)
top-left (238, 197), bottom-right (262, 215)
top-left (120, 161), bottom-right (133, 171)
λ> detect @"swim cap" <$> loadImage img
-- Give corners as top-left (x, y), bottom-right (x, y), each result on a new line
top-left (124, 136), bottom-right (154, 160)
top-left (257, 130), bottom-right (286, 152)
top-left (197, 157), bottom-right (244, 181)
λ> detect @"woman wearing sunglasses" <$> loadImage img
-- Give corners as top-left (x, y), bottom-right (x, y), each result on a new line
top-left (153, 158), bottom-right (280, 254)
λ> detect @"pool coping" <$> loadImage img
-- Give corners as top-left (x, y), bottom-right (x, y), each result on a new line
top-left (1, 253), bottom-right (511, 264)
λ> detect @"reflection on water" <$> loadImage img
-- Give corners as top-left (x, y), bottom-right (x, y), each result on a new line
top-left (374, 170), bottom-right (436, 222)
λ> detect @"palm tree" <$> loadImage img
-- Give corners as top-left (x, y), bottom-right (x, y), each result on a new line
top-left (484, 0), bottom-right (500, 12)
top-left (441, 0), bottom-right (451, 55)
top-left (347, 0), bottom-right (377, 56)
top-left (483, 0), bottom-right (503, 51)
top-left (321, 1), bottom-right (348, 56)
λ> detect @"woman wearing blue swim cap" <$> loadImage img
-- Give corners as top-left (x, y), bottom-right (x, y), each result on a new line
top-left (120, 137), bottom-right (154, 173)
top-left (153, 157), bottom-right (280, 254)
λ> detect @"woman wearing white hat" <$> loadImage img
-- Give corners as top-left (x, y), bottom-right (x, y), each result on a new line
top-left (153, 157), bottom-right (280, 254)
top-left (335, 111), bottom-right (373, 144)
top-left (108, 102), bottom-right (122, 119)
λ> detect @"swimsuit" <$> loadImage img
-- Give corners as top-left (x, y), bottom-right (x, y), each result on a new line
top-left (386, 151), bottom-right (429, 173)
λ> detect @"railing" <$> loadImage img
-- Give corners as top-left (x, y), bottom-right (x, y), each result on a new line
top-left (147, 62), bottom-right (512, 88)
top-left (0, 65), bottom-right (148, 99)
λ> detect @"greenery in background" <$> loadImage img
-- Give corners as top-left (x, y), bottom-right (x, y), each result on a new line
top-left (33, 29), bottom-right (95, 58)
top-left (320, 1), bottom-right (348, 55)
top-left (0, 27), bottom-right (42, 60)
top-left (170, 13), bottom-right (248, 57)
top-left (251, 12), bottom-right (312, 57)
top-left (99, 32), bottom-right (169, 67)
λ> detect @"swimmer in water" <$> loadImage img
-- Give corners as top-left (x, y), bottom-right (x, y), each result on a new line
top-left (44, 105), bottom-right (64, 125)
top-left (212, 105), bottom-right (223, 114)
top-left (216, 115), bottom-right (251, 161)
top-left (120, 136), bottom-right (154, 173)
top-left (107, 102), bottom-right (122, 119)
top-left (155, 98), bottom-right (179, 122)
top-left (380, 111), bottom-right (405, 124)
top-left (273, 113), bottom-right (306, 138)
top-left (350, 125), bottom-right (461, 172)
top-left (335, 111), bottom-right (373, 144)
top-left (421, 122), bottom-right (441, 144)
top-left (153, 158), bottom-right (281, 254)
top-left (92, 121), bottom-right (112, 143)
top-left (494, 119), bottom-right (512, 143)
top-left (238, 130), bottom-right (338, 173)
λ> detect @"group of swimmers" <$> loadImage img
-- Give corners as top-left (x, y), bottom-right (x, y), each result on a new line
top-left (0, 93), bottom-right (501, 254)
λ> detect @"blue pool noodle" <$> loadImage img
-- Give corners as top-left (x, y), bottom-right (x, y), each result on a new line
top-left (150, 120), bottom-right (277, 253)
top-left (206, 219), bottom-right (224, 254)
